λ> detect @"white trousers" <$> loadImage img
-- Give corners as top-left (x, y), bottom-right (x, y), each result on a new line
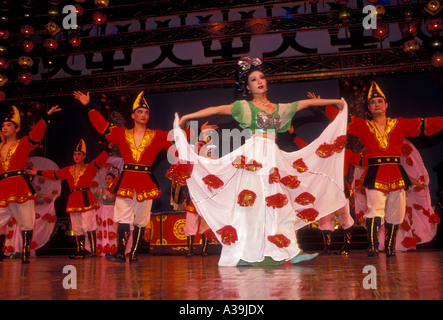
top-left (365, 189), bottom-right (406, 225)
top-left (184, 212), bottom-right (210, 236)
top-left (70, 209), bottom-right (97, 236)
top-left (0, 201), bottom-right (35, 231)
top-left (114, 194), bottom-right (152, 227)
top-left (318, 199), bottom-right (354, 231)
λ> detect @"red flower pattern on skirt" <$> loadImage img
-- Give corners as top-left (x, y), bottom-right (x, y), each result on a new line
top-left (237, 189), bottom-right (257, 207)
top-left (265, 193), bottom-right (288, 209)
top-left (267, 234), bottom-right (291, 248)
top-left (297, 208), bottom-right (319, 222)
top-left (202, 174), bottom-right (224, 191)
top-left (293, 159), bottom-right (308, 173)
top-left (216, 225), bottom-right (238, 245)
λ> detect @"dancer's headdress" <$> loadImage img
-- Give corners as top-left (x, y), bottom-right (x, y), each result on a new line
top-left (75, 139), bottom-right (87, 154)
top-left (3, 106), bottom-right (20, 127)
top-left (367, 81), bottom-right (386, 102)
top-left (235, 56), bottom-right (263, 96)
top-left (132, 91), bottom-right (150, 112)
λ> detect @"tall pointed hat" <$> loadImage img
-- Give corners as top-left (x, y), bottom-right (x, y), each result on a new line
top-left (3, 106), bottom-right (21, 127)
top-left (132, 91), bottom-right (150, 112)
top-left (75, 139), bottom-right (87, 154)
top-left (367, 81), bottom-right (386, 102)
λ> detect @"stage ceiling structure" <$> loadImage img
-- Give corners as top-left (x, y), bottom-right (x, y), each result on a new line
top-left (0, 0), bottom-right (442, 104)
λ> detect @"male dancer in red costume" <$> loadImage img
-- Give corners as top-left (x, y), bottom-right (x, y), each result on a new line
top-left (28, 139), bottom-right (110, 259)
top-left (0, 105), bottom-right (60, 263)
top-left (74, 91), bottom-right (178, 263)
top-left (347, 82), bottom-right (443, 257)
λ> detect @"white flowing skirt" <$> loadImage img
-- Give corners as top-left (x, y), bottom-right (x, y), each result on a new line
top-left (173, 102), bottom-right (348, 266)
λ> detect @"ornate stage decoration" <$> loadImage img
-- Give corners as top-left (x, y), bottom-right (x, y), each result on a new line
top-left (0, 0), bottom-right (441, 106)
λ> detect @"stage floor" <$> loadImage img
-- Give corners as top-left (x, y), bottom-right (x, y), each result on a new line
top-left (1, 250), bottom-right (442, 301)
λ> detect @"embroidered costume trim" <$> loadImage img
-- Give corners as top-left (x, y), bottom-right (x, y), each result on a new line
top-left (125, 129), bottom-right (156, 163)
top-left (365, 118), bottom-right (398, 150)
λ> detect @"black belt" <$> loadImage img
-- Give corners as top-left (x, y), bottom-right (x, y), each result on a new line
top-left (368, 157), bottom-right (400, 166)
top-left (0, 169), bottom-right (24, 182)
top-left (70, 187), bottom-right (91, 193)
top-left (123, 164), bottom-right (152, 173)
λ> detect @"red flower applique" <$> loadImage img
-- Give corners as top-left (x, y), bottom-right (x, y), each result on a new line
top-left (297, 208), bottom-right (319, 222)
top-left (356, 210), bottom-right (365, 224)
top-left (232, 156), bottom-right (246, 169)
top-left (401, 236), bottom-right (417, 249)
top-left (316, 143), bottom-right (335, 158)
top-left (429, 214), bottom-right (441, 225)
top-left (401, 219), bottom-right (411, 231)
top-left (333, 135), bottom-right (347, 153)
top-left (295, 192), bottom-right (316, 206)
top-left (401, 143), bottom-right (413, 157)
top-left (245, 160), bottom-right (263, 172)
top-left (268, 167), bottom-right (281, 184)
top-left (202, 174), bottom-right (224, 192)
top-left (268, 234), bottom-right (291, 248)
top-left (293, 159), bottom-right (308, 173)
top-left (265, 193), bottom-right (288, 209)
top-left (165, 162), bottom-right (194, 186)
top-left (216, 225), bottom-right (238, 245)
top-left (237, 189), bottom-right (257, 207)
top-left (280, 175), bottom-right (300, 189)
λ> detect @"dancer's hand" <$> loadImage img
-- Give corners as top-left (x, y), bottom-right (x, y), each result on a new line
top-left (73, 91), bottom-right (90, 106)
top-left (200, 121), bottom-right (218, 132)
top-left (25, 167), bottom-right (37, 175)
top-left (307, 92), bottom-right (320, 99)
top-left (47, 105), bottom-right (61, 115)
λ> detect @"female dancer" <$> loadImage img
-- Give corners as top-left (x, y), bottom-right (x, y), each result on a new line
top-left (172, 57), bottom-right (348, 266)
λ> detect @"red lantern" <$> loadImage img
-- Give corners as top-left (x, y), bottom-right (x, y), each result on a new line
top-left (431, 51), bottom-right (443, 68)
top-left (372, 20), bottom-right (389, 41)
top-left (21, 39), bottom-right (34, 53)
top-left (0, 57), bottom-right (10, 70)
top-left (0, 90), bottom-right (5, 101)
top-left (43, 38), bottom-right (58, 51)
top-left (20, 25), bottom-right (35, 37)
top-left (92, 10), bottom-right (107, 25)
top-left (74, 3), bottom-right (84, 16)
top-left (426, 18), bottom-right (443, 36)
top-left (17, 70), bottom-right (33, 85)
top-left (68, 32), bottom-right (81, 47)
top-left (0, 28), bottom-right (9, 40)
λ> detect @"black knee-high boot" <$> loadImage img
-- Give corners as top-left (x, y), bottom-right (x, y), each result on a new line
top-left (0, 234), bottom-right (5, 262)
top-left (186, 235), bottom-right (195, 258)
top-left (70, 235), bottom-right (86, 260)
top-left (385, 223), bottom-right (399, 257)
top-left (366, 217), bottom-right (381, 257)
top-left (336, 228), bottom-right (352, 255)
top-left (129, 226), bottom-right (145, 262)
top-left (321, 230), bottom-right (332, 255)
top-left (201, 234), bottom-right (208, 257)
top-left (22, 230), bottom-right (33, 264)
top-left (87, 230), bottom-right (97, 257)
top-left (106, 223), bottom-right (130, 263)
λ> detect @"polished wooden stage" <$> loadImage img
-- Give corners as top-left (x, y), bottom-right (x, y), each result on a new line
top-left (1, 250), bottom-right (442, 301)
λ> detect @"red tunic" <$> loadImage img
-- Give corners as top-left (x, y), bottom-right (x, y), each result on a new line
top-left (0, 119), bottom-right (47, 207)
top-left (41, 151), bottom-right (109, 213)
top-left (348, 116), bottom-right (443, 193)
top-left (88, 110), bottom-right (173, 202)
